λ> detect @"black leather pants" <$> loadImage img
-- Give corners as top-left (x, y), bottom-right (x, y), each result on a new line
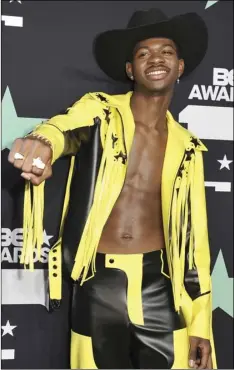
top-left (70, 249), bottom-right (189, 369)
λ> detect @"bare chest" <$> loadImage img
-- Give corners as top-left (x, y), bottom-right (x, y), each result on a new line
top-left (124, 123), bottom-right (168, 193)
top-left (98, 122), bottom-right (168, 252)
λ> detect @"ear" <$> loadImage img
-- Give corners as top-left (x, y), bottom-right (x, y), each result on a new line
top-left (178, 59), bottom-right (185, 79)
top-left (125, 62), bottom-right (133, 80)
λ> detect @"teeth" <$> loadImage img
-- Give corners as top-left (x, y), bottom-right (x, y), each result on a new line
top-left (147, 70), bottom-right (167, 75)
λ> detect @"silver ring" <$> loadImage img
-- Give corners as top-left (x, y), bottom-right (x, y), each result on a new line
top-left (32, 157), bottom-right (45, 170)
top-left (14, 152), bottom-right (24, 160)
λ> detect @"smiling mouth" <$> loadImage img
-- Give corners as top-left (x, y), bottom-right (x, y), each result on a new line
top-left (145, 70), bottom-right (169, 80)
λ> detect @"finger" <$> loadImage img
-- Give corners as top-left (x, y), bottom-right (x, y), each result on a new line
top-left (31, 166), bottom-right (45, 176)
top-left (14, 154), bottom-right (27, 170)
top-left (198, 351), bottom-right (209, 369)
top-left (189, 359), bottom-right (197, 368)
top-left (30, 164), bottom-right (52, 185)
top-left (21, 173), bottom-right (32, 181)
top-left (13, 139), bottom-right (36, 170)
top-left (8, 139), bottom-right (23, 163)
top-left (23, 156), bottom-right (47, 177)
top-left (207, 355), bottom-right (213, 369)
top-left (21, 163), bottom-right (52, 186)
top-left (23, 146), bottom-right (52, 176)
top-left (189, 343), bottom-right (198, 368)
top-left (31, 157), bottom-right (51, 176)
top-left (195, 358), bottom-right (201, 367)
top-left (9, 141), bottom-right (27, 169)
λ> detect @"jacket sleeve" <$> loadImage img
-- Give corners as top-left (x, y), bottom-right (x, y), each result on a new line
top-left (184, 150), bottom-right (212, 339)
top-left (26, 94), bottom-right (104, 162)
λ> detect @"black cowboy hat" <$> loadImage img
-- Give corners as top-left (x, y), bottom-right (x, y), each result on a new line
top-left (93, 8), bottom-right (208, 82)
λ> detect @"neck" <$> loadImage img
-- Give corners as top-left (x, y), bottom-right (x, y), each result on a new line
top-left (130, 90), bottom-right (173, 131)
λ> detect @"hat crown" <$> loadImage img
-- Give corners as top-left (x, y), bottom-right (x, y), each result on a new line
top-left (127, 8), bottom-right (168, 28)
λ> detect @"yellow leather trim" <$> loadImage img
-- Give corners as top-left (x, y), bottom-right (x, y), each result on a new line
top-left (105, 253), bottom-right (144, 325)
top-left (48, 240), bottom-right (62, 300)
top-left (70, 331), bottom-right (97, 369)
top-left (180, 287), bottom-right (217, 368)
top-left (172, 327), bottom-right (189, 369)
top-left (48, 156), bottom-right (75, 300)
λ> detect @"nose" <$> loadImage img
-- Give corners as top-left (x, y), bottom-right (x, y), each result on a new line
top-left (148, 51), bottom-right (165, 65)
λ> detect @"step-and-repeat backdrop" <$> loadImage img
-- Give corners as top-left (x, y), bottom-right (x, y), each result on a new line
top-left (1, 1), bottom-right (233, 368)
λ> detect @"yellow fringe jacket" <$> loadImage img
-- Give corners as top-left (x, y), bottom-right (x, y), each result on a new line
top-left (22, 91), bottom-right (216, 366)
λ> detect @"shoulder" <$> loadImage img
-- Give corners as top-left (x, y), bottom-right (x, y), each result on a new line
top-left (179, 123), bottom-right (208, 152)
top-left (168, 111), bottom-right (208, 152)
top-left (66, 92), bottom-right (111, 116)
top-left (77, 92), bottom-right (113, 105)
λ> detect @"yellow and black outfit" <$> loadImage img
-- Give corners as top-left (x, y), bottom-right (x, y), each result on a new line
top-left (21, 91), bottom-right (217, 368)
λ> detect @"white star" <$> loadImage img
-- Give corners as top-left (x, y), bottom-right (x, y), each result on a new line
top-left (43, 230), bottom-right (53, 246)
top-left (217, 155), bottom-right (233, 170)
top-left (9, 0), bottom-right (22, 3)
top-left (1, 321), bottom-right (17, 337)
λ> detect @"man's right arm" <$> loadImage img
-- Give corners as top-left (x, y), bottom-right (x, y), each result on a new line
top-left (8, 93), bottom-right (101, 185)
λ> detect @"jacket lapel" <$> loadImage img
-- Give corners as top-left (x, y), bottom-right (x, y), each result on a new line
top-left (161, 113), bottom-right (189, 249)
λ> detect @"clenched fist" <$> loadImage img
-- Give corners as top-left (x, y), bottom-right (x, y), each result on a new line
top-left (8, 137), bottom-right (53, 186)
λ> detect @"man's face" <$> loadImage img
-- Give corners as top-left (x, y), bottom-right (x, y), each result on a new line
top-left (126, 37), bottom-right (184, 94)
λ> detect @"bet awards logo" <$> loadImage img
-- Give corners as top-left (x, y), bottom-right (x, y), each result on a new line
top-left (178, 66), bottom-right (233, 194)
top-left (179, 67), bottom-right (233, 143)
top-left (1, 228), bottom-right (53, 263)
top-left (188, 68), bottom-right (233, 102)
top-left (1, 228), bottom-right (51, 309)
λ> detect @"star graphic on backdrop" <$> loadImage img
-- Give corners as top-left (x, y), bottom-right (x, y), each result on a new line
top-left (43, 230), bottom-right (53, 246)
top-left (9, 0), bottom-right (22, 3)
top-left (205, 1), bottom-right (219, 9)
top-left (1, 320), bottom-right (17, 337)
top-left (2, 87), bottom-right (46, 150)
top-left (217, 155), bottom-right (233, 170)
top-left (212, 250), bottom-right (233, 317)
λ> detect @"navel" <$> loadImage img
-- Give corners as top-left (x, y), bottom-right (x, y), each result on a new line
top-left (121, 233), bottom-right (133, 240)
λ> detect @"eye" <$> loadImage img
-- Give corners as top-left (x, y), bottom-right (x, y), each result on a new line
top-left (138, 51), bottom-right (148, 58)
top-left (163, 50), bottom-right (174, 55)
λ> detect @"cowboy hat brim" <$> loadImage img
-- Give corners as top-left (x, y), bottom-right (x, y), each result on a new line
top-left (93, 12), bottom-right (208, 82)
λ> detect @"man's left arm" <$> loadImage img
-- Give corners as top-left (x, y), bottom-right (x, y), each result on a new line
top-left (184, 150), bottom-right (213, 368)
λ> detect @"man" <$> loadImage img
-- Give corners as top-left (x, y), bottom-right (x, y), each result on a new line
top-left (8, 8), bottom-right (216, 369)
